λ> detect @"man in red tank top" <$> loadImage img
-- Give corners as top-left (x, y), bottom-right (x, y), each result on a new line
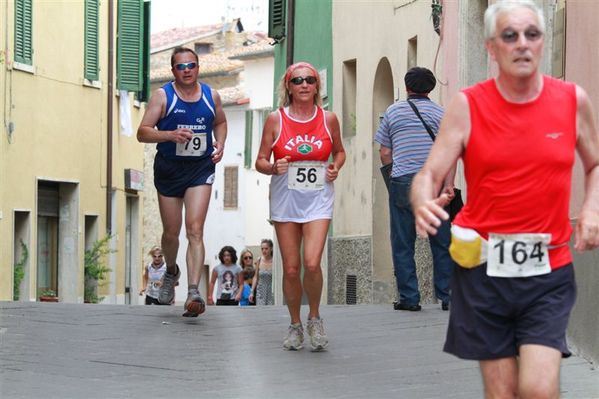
top-left (411, 1), bottom-right (599, 397)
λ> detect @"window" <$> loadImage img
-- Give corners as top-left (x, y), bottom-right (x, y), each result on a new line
top-left (268, 0), bottom-right (285, 41)
top-left (84, 0), bottom-right (100, 81)
top-left (117, 0), bottom-right (147, 92)
top-left (244, 110), bottom-right (254, 169)
top-left (224, 166), bottom-right (238, 209)
top-left (407, 36), bottom-right (417, 69)
top-left (194, 42), bottom-right (212, 55)
top-left (14, 0), bottom-right (33, 65)
top-left (342, 59), bottom-right (357, 137)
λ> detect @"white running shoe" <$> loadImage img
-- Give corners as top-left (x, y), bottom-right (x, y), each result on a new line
top-left (158, 265), bottom-right (180, 305)
top-left (283, 323), bottom-right (304, 351)
top-left (307, 317), bottom-right (328, 351)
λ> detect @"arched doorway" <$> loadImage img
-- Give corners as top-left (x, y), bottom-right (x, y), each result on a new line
top-left (371, 58), bottom-right (395, 304)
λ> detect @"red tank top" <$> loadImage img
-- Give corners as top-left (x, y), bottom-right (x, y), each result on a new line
top-left (454, 76), bottom-right (577, 269)
top-left (272, 106), bottom-right (333, 162)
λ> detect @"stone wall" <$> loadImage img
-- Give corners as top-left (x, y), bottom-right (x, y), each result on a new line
top-left (327, 236), bottom-right (372, 304)
top-left (328, 235), bottom-right (437, 305)
top-left (142, 145), bottom-right (162, 264)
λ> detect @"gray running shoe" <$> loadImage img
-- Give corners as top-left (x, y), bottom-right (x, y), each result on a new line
top-left (306, 317), bottom-right (328, 351)
top-left (182, 290), bottom-right (205, 317)
top-left (158, 265), bottom-right (180, 305)
top-left (283, 323), bottom-right (304, 351)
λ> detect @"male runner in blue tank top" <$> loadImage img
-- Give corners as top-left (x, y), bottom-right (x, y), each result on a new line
top-left (137, 47), bottom-right (227, 317)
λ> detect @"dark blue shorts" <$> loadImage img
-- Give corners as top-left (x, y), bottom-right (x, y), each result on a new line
top-left (153, 152), bottom-right (215, 198)
top-left (444, 263), bottom-right (576, 360)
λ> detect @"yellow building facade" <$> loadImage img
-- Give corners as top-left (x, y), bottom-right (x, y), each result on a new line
top-left (0, 0), bottom-right (150, 303)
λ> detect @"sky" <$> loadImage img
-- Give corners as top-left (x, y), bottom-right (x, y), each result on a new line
top-left (151, 0), bottom-right (269, 34)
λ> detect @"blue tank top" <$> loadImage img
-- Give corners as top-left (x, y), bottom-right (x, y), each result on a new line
top-left (156, 81), bottom-right (216, 160)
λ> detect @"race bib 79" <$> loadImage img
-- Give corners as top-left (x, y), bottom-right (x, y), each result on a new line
top-left (176, 132), bottom-right (207, 156)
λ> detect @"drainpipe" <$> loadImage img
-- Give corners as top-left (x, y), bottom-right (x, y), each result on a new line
top-left (286, 0), bottom-right (295, 67)
top-left (106, 0), bottom-right (114, 234)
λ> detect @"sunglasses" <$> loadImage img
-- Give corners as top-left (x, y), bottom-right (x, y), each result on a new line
top-left (174, 62), bottom-right (197, 71)
top-left (289, 76), bottom-right (317, 85)
top-left (497, 28), bottom-right (542, 44)
top-left (243, 256), bottom-right (253, 260)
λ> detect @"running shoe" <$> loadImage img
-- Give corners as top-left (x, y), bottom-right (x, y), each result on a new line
top-left (306, 317), bottom-right (328, 351)
top-left (182, 290), bottom-right (206, 317)
top-left (283, 323), bottom-right (304, 351)
top-left (158, 265), bottom-right (180, 305)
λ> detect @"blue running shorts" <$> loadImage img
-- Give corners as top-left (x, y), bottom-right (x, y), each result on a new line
top-left (444, 263), bottom-right (576, 360)
top-left (153, 152), bottom-right (215, 198)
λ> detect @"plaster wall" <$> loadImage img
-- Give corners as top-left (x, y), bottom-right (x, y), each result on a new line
top-left (0, 1), bottom-right (145, 302)
top-left (331, 0), bottom-right (444, 303)
top-left (563, 1), bottom-right (599, 365)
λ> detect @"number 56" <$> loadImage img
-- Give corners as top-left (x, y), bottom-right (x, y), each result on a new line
top-left (296, 167), bottom-right (317, 183)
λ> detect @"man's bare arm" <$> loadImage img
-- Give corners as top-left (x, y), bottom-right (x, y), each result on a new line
top-left (379, 145), bottom-right (392, 166)
top-left (574, 85), bottom-right (599, 251)
top-left (411, 92), bottom-right (469, 236)
top-left (137, 88), bottom-right (192, 144)
top-left (211, 89), bottom-right (227, 163)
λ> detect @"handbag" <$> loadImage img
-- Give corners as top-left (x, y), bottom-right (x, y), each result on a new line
top-left (380, 163), bottom-right (392, 192)
top-left (407, 99), bottom-right (464, 221)
top-left (447, 188), bottom-right (464, 222)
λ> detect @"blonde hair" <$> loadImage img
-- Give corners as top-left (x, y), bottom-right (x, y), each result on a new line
top-left (277, 61), bottom-right (323, 108)
top-left (148, 246), bottom-right (162, 256)
top-left (239, 249), bottom-right (254, 267)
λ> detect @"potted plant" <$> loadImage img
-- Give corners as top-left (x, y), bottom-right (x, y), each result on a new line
top-left (39, 289), bottom-right (58, 302)
top-left (84, 235), bottom-right (114, 303)
top-left (13, 240), bottom-right (28, 301)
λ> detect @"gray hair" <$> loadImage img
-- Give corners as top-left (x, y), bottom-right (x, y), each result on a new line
top-left (484, 0), bottom-right (545, 40)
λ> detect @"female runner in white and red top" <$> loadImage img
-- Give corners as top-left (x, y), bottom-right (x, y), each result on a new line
top-left (255, 62), bottom-right (346, 351)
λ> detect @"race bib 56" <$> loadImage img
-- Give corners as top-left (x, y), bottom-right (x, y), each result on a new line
top-left (287, 161), bottom-right (326, 190)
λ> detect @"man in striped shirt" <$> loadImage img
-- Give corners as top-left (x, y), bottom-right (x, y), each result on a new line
top-left (375, 67), bottom-right (456, 312)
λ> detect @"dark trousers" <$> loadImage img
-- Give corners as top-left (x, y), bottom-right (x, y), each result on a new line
top-left (389, 174), bottom-right (454, 305)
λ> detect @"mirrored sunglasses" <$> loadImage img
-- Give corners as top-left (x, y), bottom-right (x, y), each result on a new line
top-left (498, 29), bottom-right (542, 44)
top-left (175, 62), bottom-right (197, 71)
top-left (289, 76), bottom-right (317, 85)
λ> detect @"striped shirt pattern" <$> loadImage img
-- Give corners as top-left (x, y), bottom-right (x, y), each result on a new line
top-left (375, 97), bottom-right (444, 178)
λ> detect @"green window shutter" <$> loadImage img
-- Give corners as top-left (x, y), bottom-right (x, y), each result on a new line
top-left (268, 0), bottom-right (285, 41)
top-left (136, 0), bottom-right (151, 102)
top-left (84, 0), bottom-right (99, 81)
top-left (14, 0), bottom-right (33, 65)
top-left (117, 0), bottom-right (143, 91)
top-left (244, 110), bottom-right (254, 169)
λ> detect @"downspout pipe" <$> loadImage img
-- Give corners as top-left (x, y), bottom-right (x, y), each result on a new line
top-left (106, 0), bottom-right (114, 234)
